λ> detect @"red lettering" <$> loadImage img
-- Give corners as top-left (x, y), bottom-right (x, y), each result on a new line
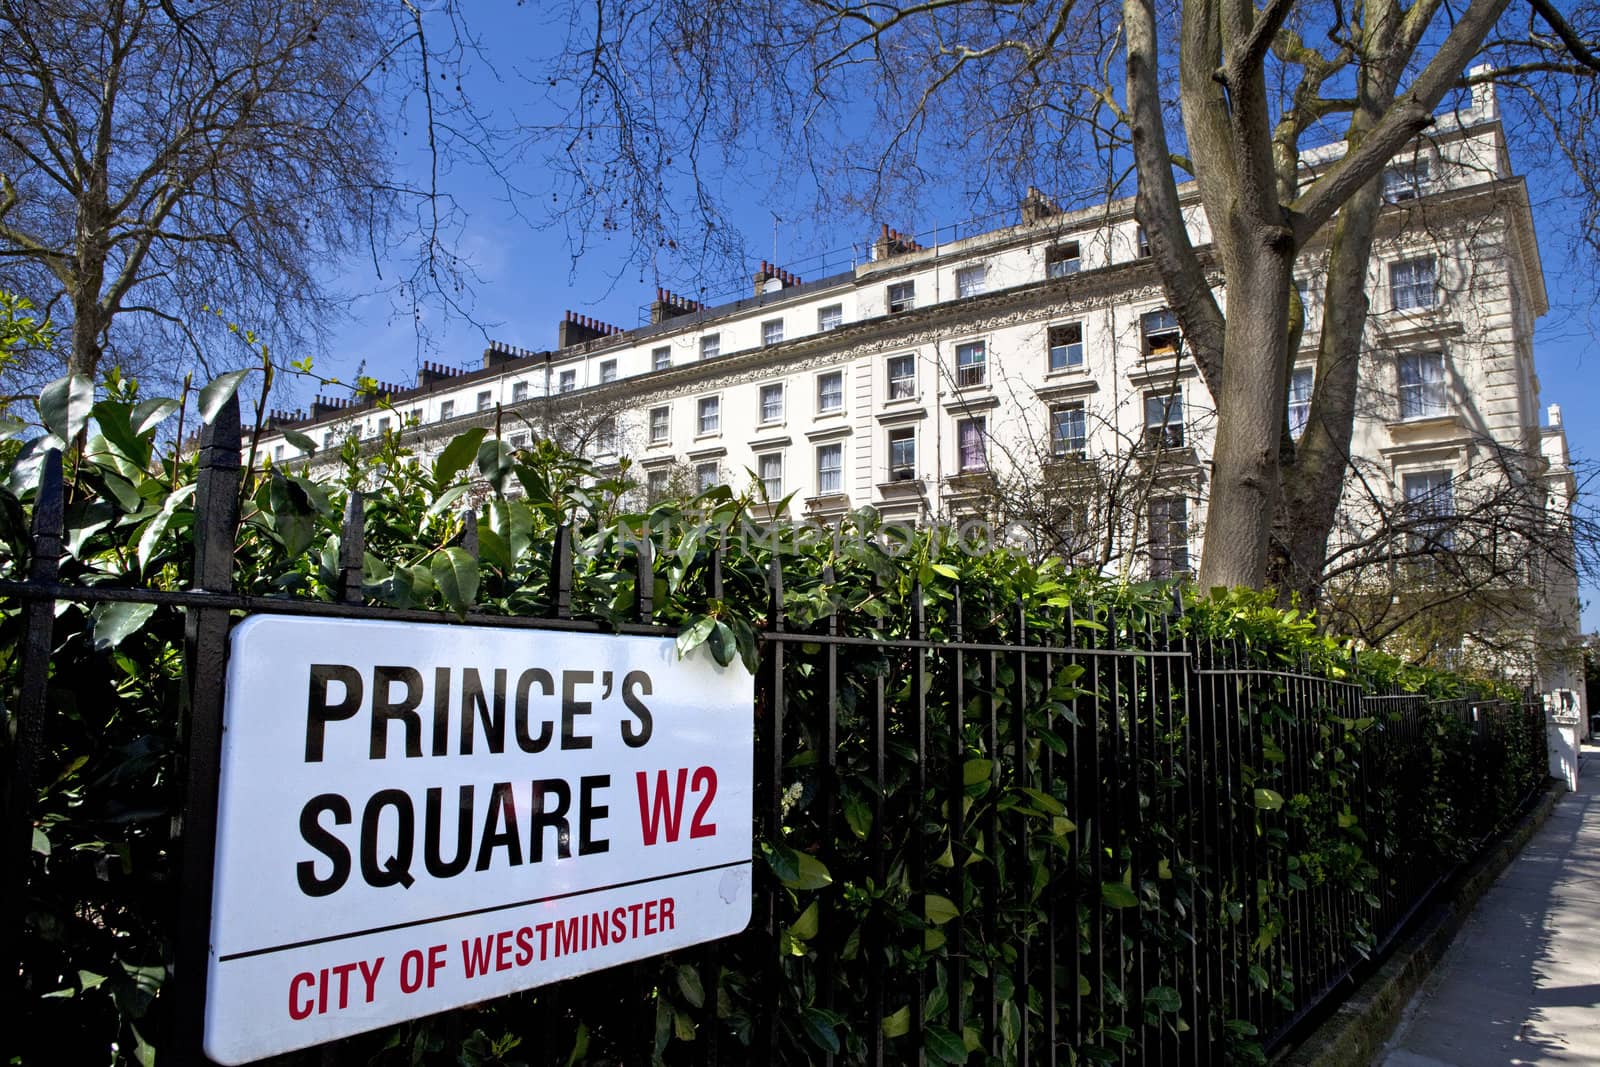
top-left (635, 768), bottom-right (688, 844)
top-left (288, 972), bottom-right (315, 1020)
top-left (358, 957), bottom-right (383, 1003)
top-left (689, 767), bottom-right (718, 838)
top-left (400, 949), bottom-right (424, 993)
top-left (495, 929), bottom-right (513, 971)
top-left (644, 899), bottom-right (658, 936)
top-left (331, 961), bottom-right (357, 1009)
top-left (659, 896), bottom-right (676, 931)
top-left (612, 906), bottom-right (626, 942)
top-left (317, 967), bottom-right (329, 1015)
top-left (536, 921), bottom-right (553, 960)
top-left (461, 934), bottom-right (494, 978)
top-left (516, 926), bottom-right (535, 966)
top-left (427, 943), bottom-right (447, 987)
top-left (628, 901), bottom-right (644, 937)
top-left (554, 916), bottom-right (580, 956)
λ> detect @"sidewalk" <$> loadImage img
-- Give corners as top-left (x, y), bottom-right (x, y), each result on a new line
top-left (1379, 743), bottom-right (1600, 1066)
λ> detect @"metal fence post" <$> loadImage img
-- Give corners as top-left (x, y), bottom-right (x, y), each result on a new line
top-left (3, 448), bottom-right (63, 1004)
top-left (174, 395), bottom-right (243, 1066)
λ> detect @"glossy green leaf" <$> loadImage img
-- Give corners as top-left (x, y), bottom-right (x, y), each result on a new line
top-left (881, 1005), bottom-right (911, 1038)
top-left (433, 428), bottom-right (488, 490)
top-left (1102, 882), bottom-right (1139, 909)
top-left (90, 602), bottom-right (157, 651)
top-left (198, 369), bottom-right (251, 424)
top-left (1253, 787), bottom-right (1285, 811)
top-left (431, 547), bottom-right (480, 613)
top-left (962, 758), bottom-right (993, 786)
top-left (1145, 986), bottom-right (1182, 1013)
top-left (924, 893), bottom-right (960, 925)
top-left (791, 900), bottom-right (819, 940)
top-left (39, 374), bottom-right (94, 442)
top-left (675, 964), bottom-right (704, 1008)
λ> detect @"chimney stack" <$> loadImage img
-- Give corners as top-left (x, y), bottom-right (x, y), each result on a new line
top-left (558, 310), bottom-right (623, 348)
top-left (753, 260), bottom-right (805, 297)
top-left (418, 360), bottom-right (463, 388)
top-left (1020, 186), bottom-right (1061, 224)
top-left (873, 223), bottom-right (922, 260)
top-left (649, 288), bottom-right (705, 325)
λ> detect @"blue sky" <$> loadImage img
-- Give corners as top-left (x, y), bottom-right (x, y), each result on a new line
top-left (303, 5), bottom-right (1600, 632)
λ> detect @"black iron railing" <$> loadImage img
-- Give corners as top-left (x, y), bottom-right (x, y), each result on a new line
top-left (2, 394), bottom-right (1549, 1066)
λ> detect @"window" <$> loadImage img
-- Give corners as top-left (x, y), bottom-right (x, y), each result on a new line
top-left (273, 444), bottom-right (285, 461)
top-left (818, 304), bottom-right (843, 332)
top-left (956, 341), bottom-right (986, 387)
top-left (649, 405), bottom-right (670, 444)
top-left (1148, 498), bottom-right (1190, 577)
top-left (759, 383), bottom-right (784, 424)
top-left (1141, 308), bottom-right (1181, 356)
top-left (1383, 159), bottom-right (1432, 203)
top-left (1144, 391), bottom-right (1184, 449)
top-left (408, 408), bottom-right (422, 425)
top-left (1288, 366), bottom-right (1314, 439)
top-left (512, 381), bottom-right (529, 402)
top-left (816, 443), bottom-right (843, 495)
top-left (697, 396), bottom-right (720, 435)
top-left (700, 334), bottom-right (721, 360)
top-left (323, 432), bottom-right (335, 450)
top-left (477, 390), bottom-right (492, 412)
top-left (1404, 470), bottom-right (1455, 551)
top-left (558, 370), bottom-right (576, 393)
top-left (1390, 257), bottom-right (1437, 310)
top-left (1398, 352), bottom-right (1447, 419)
top-left (696, 462), bottom-right (719, 493)
top-left (1048, 322), bottom-right (1084, 372)
top-left (888, 427), bottom-right (916, 477)
top-left (887, 280), bottom-right (915, 313)
top-left (1046, 242), bottom-right (1081, 278)
top-left (887, 354), bottom-right (916, 399)
top-left (595, 416), bottom-right (618, 454)
top-left (653, 346), bottom-right (670, 371)
top-left (957, 418), bottom-right (988, 472)
top-left (757, 452), bottom-right (784, 498)
top-left (600, 359), bottom-right (617, 383)
top-left (1137, 225), bottom-right (1151, 257)
top-left (439, 400), bottom-right (454, 420)
top-left (511, 432), bottom-right (530, 449)
top-left (377, 416), bottom-right (391, 435)
top-left (956, 264), bottom-right (987, 298)
top-left (817, 371), bottom-right (844, 413)
top-left (647, 470), bottom-right (670, 500)
top-left (762, 319), bottom-right (784, 346)
top-left (1051, 404), bottom-right (1087, 457)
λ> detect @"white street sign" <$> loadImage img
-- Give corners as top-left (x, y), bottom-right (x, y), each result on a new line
top-left (205, 616), bottom-right (754, 1064)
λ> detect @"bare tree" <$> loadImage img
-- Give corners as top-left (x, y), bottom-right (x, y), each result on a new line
top-left (523, 0), bottom-right (1600, 596)
top-left (0, 0), bottom-right (494, 391)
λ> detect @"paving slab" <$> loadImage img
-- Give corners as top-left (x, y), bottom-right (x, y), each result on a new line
top-left (1379, 744), bottom-right (1600, 1067)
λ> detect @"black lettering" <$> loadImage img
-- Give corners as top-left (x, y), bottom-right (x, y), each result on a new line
top-left (562, 670), bottom-right (593, 749)
top-left (620, 671), bottom-right (653, 748)
top-left (305, 664), bottom-right (362, 762)
top-left (359, 789), bottom-right (414, 889)
top-left (528, 778), bottom-right (572, 862)
top-left (296, 793), bottom-right (352, 896)
top-left (431, 666), bottom-right (451, 756)
top-left (514, 669), bottom-right (555, 753)
top-left (579, 774), bottom-right (610, 856)
top-left (460, 668), bottom-right (508, 755)
top-left (424, 785), bottom-right (474, 878)
top-left (370, 666), bottom-right (424, 759)
top-left (475, 782), bottom-right (523, 871)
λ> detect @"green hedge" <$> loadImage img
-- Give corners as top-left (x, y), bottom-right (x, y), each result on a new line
top-left (0, 377), bottom-right (1545, 1065)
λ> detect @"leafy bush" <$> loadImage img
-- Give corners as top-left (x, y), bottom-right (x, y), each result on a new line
top-left (1, 376), bottom-right (1545, 1065)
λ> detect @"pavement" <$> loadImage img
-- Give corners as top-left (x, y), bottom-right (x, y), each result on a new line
top-left (1379, 742), bottom-right (1600, 1066)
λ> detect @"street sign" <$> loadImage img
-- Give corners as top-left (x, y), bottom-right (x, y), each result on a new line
top-left (204, 616), bottom-right (754, 1064)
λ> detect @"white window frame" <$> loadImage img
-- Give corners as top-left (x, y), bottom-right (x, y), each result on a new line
top-left (957, 417), bottom-right (988, 472)
top-left (758, 382), bottom-right (785, 425)
top-left (696, 395), bottom-right (721, 436)
top-left (695, 461), bottom-right (720, 493)
top-left (956, 264), bottom-right (987, 298)
top-left (439, 400), bottom-right (455, 420)
top-left (887, 280), bottom-right (916, 313)
top-left (1390, 257), bottom-right (1437, 311)
top-left (955, 341), bottom-right (986, 388)
top-left (1048, 322), bottom-right (1085, 372)
top-left (818, 304), bottom-right (843, 332)
top-left (1046, 242), bottom-right (1081, 278)
top-left (558, 369), bottom-right (577, 393)
top-left (599, 359), bottom-right (618, 383)
top-left (817, 370), bottom-right (844, 414)
top-left (1148, 497), bottom-right (1190, 577)
top-left (1288, 366), bottom-right (1313, 438)
top-left (887, 427), bottom-right (916, 478)
top-left (887, 354), bottom-right (916, 399)
top-left (1143, 390), bottom-right (1184, 449)
top-left (1397, 351), bottom-right (1447, 419)
top-left (648, 405), bottom-right (671, 444)
top-left (762, 319), bottom-right (784, 346)
top-left (476, 390), bottom-right (492, 412)
top-left (757, 451), bottom-right (785, 498)
top-left (512, 381), bottom-right (529, 402)
top-left (652, 346), bottom-right (671, 371)
top-left (1403, 469), bottom-right (1456, 552)
top-left (700, 334), bottom-right (721, 360)
top-left (1382, 158), bottom-right (1432, 203)
top-left (816, 442), bottom-right (844, 495)
top-left (1050, 404), bottom-right (1087, 457)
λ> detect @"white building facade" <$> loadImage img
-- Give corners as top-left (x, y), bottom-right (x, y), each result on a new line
top-left (258, 94), bottom-right (1581, 686)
